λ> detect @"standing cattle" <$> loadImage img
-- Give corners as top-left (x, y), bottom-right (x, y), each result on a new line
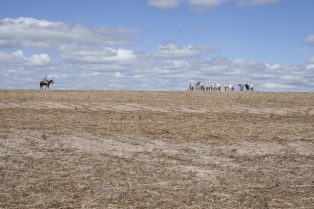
top-left (245, 82), bottom-right (254, 91)
top-left (224, 83), bottom-right (235, 92)
top-left (238, 84), bottom-right (244, 91)
top-left (188, 82), bottom-right (194, 91)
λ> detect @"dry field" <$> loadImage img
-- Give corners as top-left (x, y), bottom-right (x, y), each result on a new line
top-left (0, 90), bottom-right (314, 209)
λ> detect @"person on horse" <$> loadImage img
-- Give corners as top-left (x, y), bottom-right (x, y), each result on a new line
top-left (43, 75), bottom-right (48, 84)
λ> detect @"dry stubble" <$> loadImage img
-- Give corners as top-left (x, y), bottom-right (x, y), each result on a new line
top-left (0, 90), bottom-right (314, 208)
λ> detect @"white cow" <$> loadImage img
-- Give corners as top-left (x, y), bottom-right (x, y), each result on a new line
top-left (224, 83), bottom-right (235, 92)
top-left (245, 82), bottom-right (254, 91)
top-left (215, 83), bottom-right (221, 92)
top-left (199, 83), bottom-right (206, 91)
top-left (205, 83), bottom-right (211, 91)
top-left (238, 84), bottom-right (244, 91)
top-left (194, 81), bottom-right (201, 91)
top-left (188, 82), bottom-right (194, 91)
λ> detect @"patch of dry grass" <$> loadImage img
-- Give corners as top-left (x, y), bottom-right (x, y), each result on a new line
top-left (0, 90), bottom-right (314, 208)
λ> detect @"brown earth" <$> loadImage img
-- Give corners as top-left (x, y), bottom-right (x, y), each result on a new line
top-left (0, 90), bottom-right (313, 208)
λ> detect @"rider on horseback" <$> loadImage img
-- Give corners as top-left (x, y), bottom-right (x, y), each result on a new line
top-left (43, 75), bottom-right (48, 84)
top-left (40, 76), bottom-right (54, 89)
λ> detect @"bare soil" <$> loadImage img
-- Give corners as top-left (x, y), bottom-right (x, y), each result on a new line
top-left (0, 90), bottom-right (313, 208)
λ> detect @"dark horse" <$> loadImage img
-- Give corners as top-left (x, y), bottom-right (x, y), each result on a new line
top-left (40, 80), bottom-right (54, 89)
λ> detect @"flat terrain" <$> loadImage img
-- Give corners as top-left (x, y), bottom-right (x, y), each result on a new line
top-left (0, 90), bottom-right (314, 209)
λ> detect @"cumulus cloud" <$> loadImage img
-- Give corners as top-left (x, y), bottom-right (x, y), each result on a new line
top-left (189, 57), bottom-right (313, 91)
top-left (0, 17), bottom-right (138, 49)
top-left (29, 54), bottom-right (51, 66)
top-left (0, 49), bottom-right (52, 89)
top-left (156, 43), bottom-right (217, 58)
top-left (232, 58), bottom-right (257, 66)
top-left (148, 0), bottom-right (181, 8)
top-left (1, 48), bottom-right (313, 91)
top-left (149, 0), bottom-right (224, 10)
top-left (260, 82), bottom-right (294, 90)
top-left (59, 45), bottom-right (137, 64)
top-left (0, 50), bottom-right (51, 66)
top-left (308, 57), bottom-right (314, 69)
top-left (307, 65), bottom-right (314, 70)
top-left (148, 0), bottom-right (278, 10)
top-left (266, 63), bottom-right (281, 70)
top-left (236, 0), bottom-right (280, 5)
top-left (168, 60), bottom-right (191, 68)
top-left (114, 72), bottom-right (124, 78)
top-left (0, 17), bottom-right (312, 91)
top-left (187, 0), bottom-right (225, 10)
top-left (305, 34), bottom-right (314, 46)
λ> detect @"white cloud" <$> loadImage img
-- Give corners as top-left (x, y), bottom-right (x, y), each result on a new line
top-left (149, 0), bottom-right (224, 10)
top-left (29, 54), bottom-right (51, 66)
top-left (0, 50), bottom-right (51, 66)
top-left (148, 0), bottom-right (181, 8)
top-left (192, 57), bottom-right (314, 91)
top-left (114, 72), bottom-right (124, 78)
top-left (307, 64), bottom-right (314, 70)
top-left (170, 60), bottom-right (191, 68)
top-left (233, 58), bottom-right (257, 66)
top-left (187, 0), bottom-right (225, 10)
top-left (308, 56), bottom-right (314, 64)
top-left (59, 45), bottom-right (137, 64)
top-left (308, 57), bottom-right (314, 69)
top-left (148, 0), bottom-right (278, 10)
top-left (156, 43), bottom-right (217, 58)
top-left (0, 17), bottom-right (312, 91)
top-left (1, 49), bottom-right (314, 91)
top-left (236, 0), bottom-right (280, 5)
top-left (305, 35), bottom-right (314, 46)
top-left (0, 17), bottom-right (137, 49)
top-left (266, 63), bottom-right (281, 70)
top-left (261, 82), bottom-right (294, 90)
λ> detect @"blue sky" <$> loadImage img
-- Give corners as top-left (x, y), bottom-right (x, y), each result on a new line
top-left (0, 0), bottom-right (314, 91)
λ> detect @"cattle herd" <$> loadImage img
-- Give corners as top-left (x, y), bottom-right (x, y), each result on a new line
top-left (188, 82), bottom-right (254, 92)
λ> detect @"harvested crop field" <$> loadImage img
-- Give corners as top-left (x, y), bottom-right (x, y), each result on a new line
top-left (0, 90), bottom-right (314, 208)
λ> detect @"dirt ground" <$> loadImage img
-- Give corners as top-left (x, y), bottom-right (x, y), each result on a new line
top-left (0, 90), bottom-right (313, 209)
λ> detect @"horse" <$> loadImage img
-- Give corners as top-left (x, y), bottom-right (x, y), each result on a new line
top-left (40, 80), bottom-right (54, 89)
